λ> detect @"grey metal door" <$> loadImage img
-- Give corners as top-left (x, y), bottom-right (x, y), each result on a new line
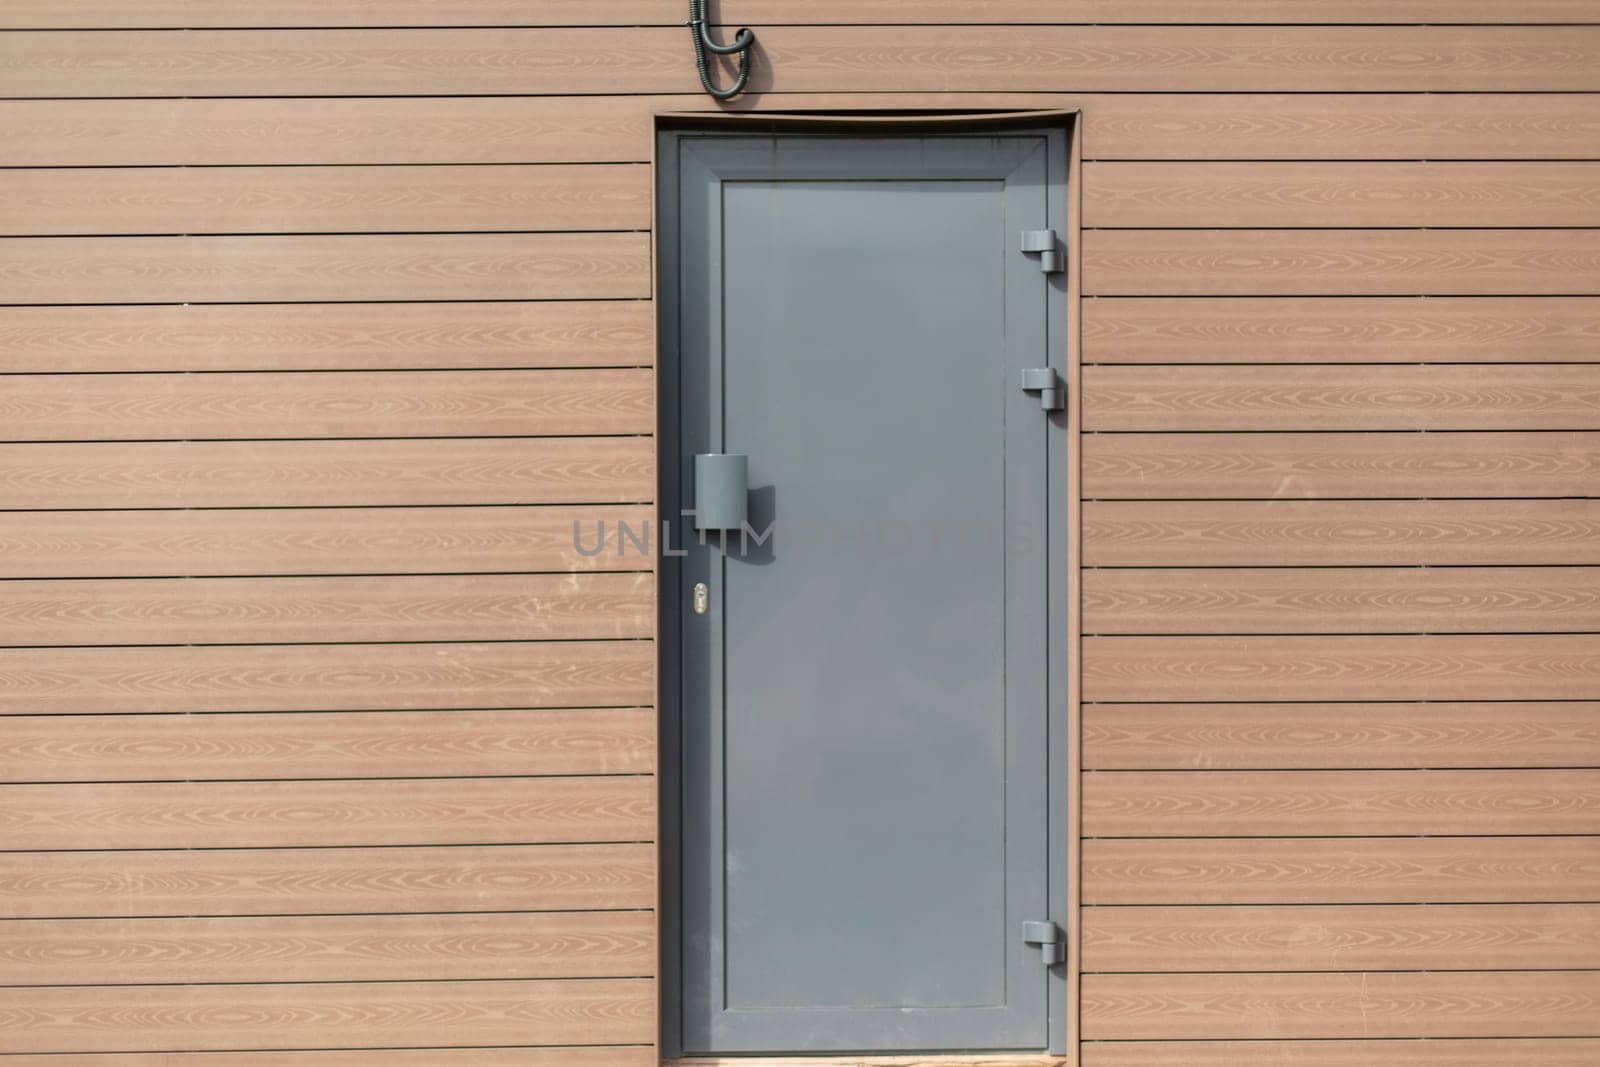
top-left (661, 128), bottom-right (1068, 1055)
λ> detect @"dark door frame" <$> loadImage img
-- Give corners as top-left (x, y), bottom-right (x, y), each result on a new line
top-left (653, 110), bottom-right (1080, 1060)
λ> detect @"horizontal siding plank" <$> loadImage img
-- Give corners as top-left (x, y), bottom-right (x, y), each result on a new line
top-left (1084, 500), bottom-right (1600, 567)
top-left (6, 27), bottom-right (1598, 97)
top-left (7, 1), bottom-right (1599, 27)
top-left (1086, 94), bottom-right (1600, 161)
top-left (0, 27), bottom-right (706, 98)
top-left (1084, 567), bottom-right (1600, 634)
top-left (0, 96), bottom-right (664, 167)
top-left (0, 708), bottom-right (653, 782)
top-left (1082, 970), bottom-right (1600, 1040)
top-left (0, 301), bottom-right (654, 374)
top-left (653, 1060), bottom-right (1061, 1067)
top-left (1082, 1040), bottom-right (1600, 1067)
top-left (0, 776), bottom-right (654, 851)
top-left (0, 1053), bottom-right (654, 1067)
top-left (0, 164), bottom-right (650, 236)
top-left (1085, 162), bottom-right (1600, 228)
top-left (0, 437), bottom-right (653, 509)
top-left (0, 573), bottom-right (652, 647)
top-left (1083, 768), bottom-right (1600, 837)
top-left (0, 640), bottom-right (654, 714)
top-left (0, 1), bottom-right (664, 26)
top-left (0, 910), bottom-right (653, 985)
top-left (0, 978), bottom-right (653, 1053)
top-left (0, 505), bottom-right (653, 579)
top-left (1083, 701), bottom-right (1600, 769)
top-left (0, 842), bottom-right (652, 918)
top-left (11, 94), bottom-right (1600, 167)
top-left (1083, 902), bottom-right (1600, 973)
top-left (1085, 836), bottom-right (1600, 904)
top-left (1, 369), bottom-right (653, 442)
top-left (1084, 365), bottom-right (1600, 432)
top-left (0, 232), bottom-right (649, 304)
top-left (1082, 432), bottom-right (1599, 499)
top-left (0, 640), bottom-right (653, 715)
top-left (1083, 634), bottom-right (1600, 702)
top-left (1083, 297), bottom-right (1600, 365)
top-left (1083, 230), bottom-right (1600, 297)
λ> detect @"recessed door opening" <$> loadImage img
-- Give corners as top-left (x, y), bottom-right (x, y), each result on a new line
top-left (657, 115), bottom-right (1072, 1059)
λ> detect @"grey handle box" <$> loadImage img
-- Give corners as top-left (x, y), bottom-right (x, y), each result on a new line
top-left (693, 453), bottom-right (749, 531)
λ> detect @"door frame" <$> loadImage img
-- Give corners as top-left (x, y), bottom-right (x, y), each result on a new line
top-left (653, 110), bottom-right (1081, 1060)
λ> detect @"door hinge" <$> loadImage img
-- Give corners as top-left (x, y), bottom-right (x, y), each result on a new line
top-left (1021, 368), bottom-right (1065, 412)
top-left (1021, 229), bottom-right (1062, 273)
top-left (1023, 920), bottom-right (1065, 965)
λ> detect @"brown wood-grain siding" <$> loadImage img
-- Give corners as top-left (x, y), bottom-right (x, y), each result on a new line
top-left (1058, 0), bottom-right (1600, 1060)
top-left (3, 3), bottom-right (1596, 1064)
top-left (8, 1), bottom-right (1600, 27)
top-left (0, 980), bottom-right (655, 1053)
top-left (7, 27), bottom-right (1599, 96)
top-left (1, 843), bottom-right (656, 918)
top-left (0, 12), bottom-right (663, 1058)
top-left (0, 301), bottom-right (654, 373)
top-left (0, 1053), bottom-right (656, 1067)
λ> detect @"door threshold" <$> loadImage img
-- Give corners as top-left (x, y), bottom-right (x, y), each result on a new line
top-left (667, 1057), bottom-right (1069, 1066)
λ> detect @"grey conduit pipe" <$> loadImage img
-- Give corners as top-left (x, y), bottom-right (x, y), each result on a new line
top-left (689, 0), bottom-right (755, 99)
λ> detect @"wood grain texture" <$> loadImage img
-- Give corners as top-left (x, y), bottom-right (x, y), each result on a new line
top-left (1084, 365), bottom-right (1600, 432)
top-left (1082, 1040), bottom-right (1600, 1067)
top-left (1084, 567), bottom-right (1600, 634)
top-left (0, 978), bottom-right (653, 1053)
top-left (1083, 701), bottom-right (1600, 769)
top-left (1085, 162), bottom-right (1600, 228)
top-left (1081, 970), bottom-right (1600, 1040)
top-left (1083, 230), bottom-right (1600, 297)
top-left (0, 437), bottom-right (653, 509)
top-left (0, 300), bottom-right (653, 373)
top-left (0, 505), bottom-right (653, 579)
top-left (0, 708), bottom-right (653, 781)
top-left (0, 1053), bottom-right (654, 1067)
top-left (1084, 836), bottom-right (1600, 904)
top-left (0, 775), bottom-right (653, 850)
top-left (0, 96), bottom-right (662, 167)
top-left (1082, 94), bottom-right (1600, 161)
top-left (0, 573), bottom-right (652, 647)
top-left (1082, 432), bottom-right (1599, 499)
top-left (0, 842), bottom-right (652, 918)
top-left (11, 94), bottom-right (1600, 167)
top-left (0, 164), bottom-right (650, 236)
top-left (0, 910), bottom-right (653, 985)
top-left (1082, 297), bottom-right (1600, 365)
top-left (0, 96), bottom-right (665, 167)
top-left (1083, 903), bottom-right (1600, 973)
top-left (7, 0), bottom-right (1598, 27)
top-left (6, 27), bottom-right (1599, 97)
top-left (1083, 769), bottom-right (1600, 837)
top-left (0, 232), bottom-right (649, 304)
top-left (0, 640), bottom-right (653, 714)
top-left (1083, 634), bottom-right (1600, 701)
top-left (1084, 500), bottom-right (1600, 567)
top-left (0, 369), bottom-right (653, 442)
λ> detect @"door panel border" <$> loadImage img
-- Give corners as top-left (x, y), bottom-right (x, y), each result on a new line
top-left (655, 110), bottom-right (1080, 1060)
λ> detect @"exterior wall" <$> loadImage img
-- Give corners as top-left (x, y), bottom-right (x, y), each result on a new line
top-left (1, 2), bottom-right (1597, 1063)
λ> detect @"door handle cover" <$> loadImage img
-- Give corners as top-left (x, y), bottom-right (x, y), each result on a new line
top-left (693, 453), bottom-right (749, 531)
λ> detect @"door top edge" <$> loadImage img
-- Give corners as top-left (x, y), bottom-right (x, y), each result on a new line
top-left (654, 108), bottom-right (1077, 135)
